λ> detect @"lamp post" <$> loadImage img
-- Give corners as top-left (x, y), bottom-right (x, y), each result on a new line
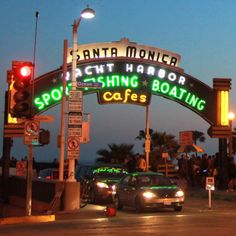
top-left (228, 112), bottom-right (235, 159)
top-left (145, 105), bottom-right (150, 171)
top-left (68, 6), bottom-right (95, 181)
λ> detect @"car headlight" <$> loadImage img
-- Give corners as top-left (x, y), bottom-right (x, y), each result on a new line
top-left (175, 190), bottom-right (184, 197)
top-left (142, 191), bottom-right (156, 199)
top-left (96, 182), bottom-right (109, 188)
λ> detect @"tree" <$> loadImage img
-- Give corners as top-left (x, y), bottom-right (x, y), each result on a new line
top-left (136, 129), bottom-right (178, 168)
top-left (192, 130), bottom-right (206, 145)
top-left (96, 143), bottom-right (135, 164)
top-left (151, 131), bottom-right (178, 159)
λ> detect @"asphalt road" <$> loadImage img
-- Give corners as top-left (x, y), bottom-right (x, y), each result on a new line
top-left (1, 197), bottom-right (236, 236)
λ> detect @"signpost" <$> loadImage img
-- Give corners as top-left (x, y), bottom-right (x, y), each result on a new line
top-left (206, 177), bottom-right (215, 209)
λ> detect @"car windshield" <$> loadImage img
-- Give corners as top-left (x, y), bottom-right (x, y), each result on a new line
top-left (93, 167), bottom-right (127, 178)
top-left (137, 175), bottom-right (173, 187)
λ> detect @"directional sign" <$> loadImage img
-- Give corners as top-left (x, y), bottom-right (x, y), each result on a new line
top-left (77, 82), bottom-right (102, 88)
top-left (34, 115), bottom-right (54, 122)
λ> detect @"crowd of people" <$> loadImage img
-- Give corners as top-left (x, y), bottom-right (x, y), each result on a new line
top-left (1, 152), bottom-right (236, 191)
top-left (177, 152), bottom-right (236, 191)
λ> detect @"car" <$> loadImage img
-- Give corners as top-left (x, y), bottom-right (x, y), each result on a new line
top-left (76, 164), bottom-right (128, 203)
top-left (113, 172), bottom-right (184, 212)
top-left (38, 168), bottom-right (68, 180)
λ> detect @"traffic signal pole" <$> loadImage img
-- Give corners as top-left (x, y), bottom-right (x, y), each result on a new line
top-left (1, 91), bottom-right (12, 202)
top-left (26, 144), bottom-right (33, 215)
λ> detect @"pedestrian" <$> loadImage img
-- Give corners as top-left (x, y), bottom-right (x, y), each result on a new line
top-left (136, 155), bottom-right (146, 172)
top-left (227, 157), bottom-right (236, 192)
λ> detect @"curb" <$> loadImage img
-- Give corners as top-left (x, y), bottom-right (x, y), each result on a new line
top-left (0, 214), bottom-right (55, 225)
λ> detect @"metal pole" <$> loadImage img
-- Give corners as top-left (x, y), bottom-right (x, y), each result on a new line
top-left (208, 189), bottom-right (212, 209)
top-left (59, 40), bottom-right (68, 181)
top-left (68, 19), bottom-right (81, 182)
top-left (26, 144), bottom-right (33, 216)
top-left (1, 91), bottom-right (12, 202)
top-left (145, 105), bottom-right (150, 171)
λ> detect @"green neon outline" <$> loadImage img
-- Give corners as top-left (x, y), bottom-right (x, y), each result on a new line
top-left (34, 74), bottom-right (206, 112)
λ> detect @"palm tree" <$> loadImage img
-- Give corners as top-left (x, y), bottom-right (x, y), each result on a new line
top-left (192, 130), bottom-right (206, 145)
top-left (151, 131), bottom-right (178, 158)
top-left (96, 143), bottom-right (135, 164)
top-left (136, 129), bottom-right (178, 168)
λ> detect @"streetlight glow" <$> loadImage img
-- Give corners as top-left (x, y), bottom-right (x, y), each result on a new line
top-left (228, 111), bottom-right (235, 121)
top-left (81, 7), bottom-right (95, 19)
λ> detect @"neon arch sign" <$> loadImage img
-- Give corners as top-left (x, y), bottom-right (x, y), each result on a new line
top-left (33, 58), bottom-right (216, 125)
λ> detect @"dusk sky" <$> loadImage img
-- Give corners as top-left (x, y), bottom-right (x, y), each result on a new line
top-left (1, 0), bottom-right (235, 164)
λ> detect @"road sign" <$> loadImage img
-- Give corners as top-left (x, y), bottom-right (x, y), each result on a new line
top-left (68, 102), bottom-right (83, 112)
top-left (179, 131), bottom-right (193, 146)
top-left (206, 177), bottom-right (215, 190)
top-left (34, 115), bottom-right (54, 122)
top-left (67, 137), bottom-right (80, 159)
top-left (69, 90), bottom-right (83, 100)
top-left (25, 120), bottom-right (40, 135)
top-left (24, 120), bottom-right (40, 145)
top-left (77, 82), bottom-right (102, 88)
top-left (68, 115), bottom-right (82, 125)
top-left (67, 137), bottom-right (80, 151)
top-left (68, 127), bottom-right (82, 137)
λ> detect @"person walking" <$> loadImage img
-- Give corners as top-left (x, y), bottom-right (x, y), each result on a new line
top-left (136, 155), bottom-right (147, 172)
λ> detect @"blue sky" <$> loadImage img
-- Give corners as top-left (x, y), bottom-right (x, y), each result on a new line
top-left (0, 0), bottom-right (235, 164)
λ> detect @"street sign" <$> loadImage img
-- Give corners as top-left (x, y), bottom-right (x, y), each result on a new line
top-left (68, 102), bottom-right (83, 112)
top-left (24, 120), bottom-right (40, 145)
top-left (69, 90), bottom-right (83, 100)
top-left (179, 131), bottom-right (193, 146)
top-left (206, 177), bottom-right (215, 190)
top-left (77, 82), bottom-right (102, 88)
top-left (67, 137), bottom-right (80, 150)
top-left (67, 136), bottom-right (80, 159)
top-left (68, 127), bottom-right (82, 137)
top-left (34, 115), bottom-right (54, 122)
top-left (68, 115), bottom-right (82, 125)
top-left (25, 120), bottom-right (40, 135)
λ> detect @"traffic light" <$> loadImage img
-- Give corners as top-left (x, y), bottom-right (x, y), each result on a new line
top-left (9, 61), bottom-right (34, 118)
top-left (39, 129), bottom-right (50, 145)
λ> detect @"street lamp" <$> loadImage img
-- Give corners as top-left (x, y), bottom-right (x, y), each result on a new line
top-left (228, 111), bottom-right (235, 159)
top-left (68, 6), bottom-right (95, 181)
top-left (71, 6), bottom-right (95, 90)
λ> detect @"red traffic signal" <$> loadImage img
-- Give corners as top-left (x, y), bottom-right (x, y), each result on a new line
top-left (9, 61), bottom-right (34, 118)
top-left (19, 65), bottom-right (32, 78)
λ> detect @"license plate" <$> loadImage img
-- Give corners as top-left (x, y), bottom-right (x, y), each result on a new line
top-left (164, 200), bottom-right (172, 205)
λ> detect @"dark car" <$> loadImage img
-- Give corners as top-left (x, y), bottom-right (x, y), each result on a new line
top-left (113, 172), bottom-right (184, 212)
top-left (76, 164), bottom-right (128, 203)
top-left (38, 168), bottom-right (68, 180)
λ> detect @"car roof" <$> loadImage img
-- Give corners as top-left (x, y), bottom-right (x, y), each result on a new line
top-left (129, 172), bottom-right (164, 177)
